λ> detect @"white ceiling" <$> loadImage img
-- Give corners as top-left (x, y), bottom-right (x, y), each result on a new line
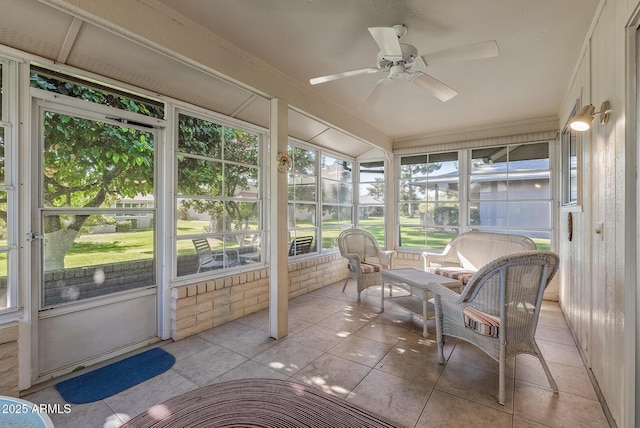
top-left (0, 0), bottom-right (600, 157)
top-left (156, 0), bottom-right (600, 141)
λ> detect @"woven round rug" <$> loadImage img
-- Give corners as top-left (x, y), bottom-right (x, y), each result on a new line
top-left (121, 378), bottom-right (403, 428)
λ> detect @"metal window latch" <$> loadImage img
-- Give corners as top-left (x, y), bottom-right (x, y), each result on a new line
top-left (27, 232), bottom-right (44, 241)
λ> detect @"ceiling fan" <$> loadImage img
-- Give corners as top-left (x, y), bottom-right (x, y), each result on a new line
top-left (309, 25), bottom-right (499, 109)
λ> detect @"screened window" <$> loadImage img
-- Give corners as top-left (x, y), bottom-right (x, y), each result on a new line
top-left (562, 105), bottom-right (579, 206)
top-left (321, 154), bottom-right (353, 250)
top-left (470, 142), bottom-right (551, 249)
top-left (30, 66), bottom-right (164, 119)
top-left (287, 144), bottom-right (317, 255)
top-left (0, 62), bottom-right (3, 119)
top-left (0, 58), bottom-right (15, 313)
top-left (39, 109), bottom-right (156, 307)
top-left (176, 112), bottom-right (262, 276)
top-left (357, 161), bottom-right (385, 246)
top-left (398, 152), bottom-right (459, 250)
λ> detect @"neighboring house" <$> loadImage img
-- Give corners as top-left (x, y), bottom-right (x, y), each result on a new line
top-left (114, 194), bottom-right (155, 229)
top-left (410, 158), bottom-right (551, 234)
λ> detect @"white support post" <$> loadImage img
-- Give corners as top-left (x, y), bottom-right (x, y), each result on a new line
top-left (269, 98), bottom-right (288, 339)
top-left (385, 151), bottom-right (396, 250)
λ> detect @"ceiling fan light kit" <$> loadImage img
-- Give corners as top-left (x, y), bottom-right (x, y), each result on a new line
top-left (309, 24), bottom-right (500, 109)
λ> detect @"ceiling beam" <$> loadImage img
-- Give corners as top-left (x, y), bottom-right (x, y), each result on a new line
top-left (57, 16), bottom-right (82, 64)
top-left (40, 0), bottom-right (393, 153)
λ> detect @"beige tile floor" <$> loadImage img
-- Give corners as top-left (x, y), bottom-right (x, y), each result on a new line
top-left (25, 281), bottom-right (611, 428)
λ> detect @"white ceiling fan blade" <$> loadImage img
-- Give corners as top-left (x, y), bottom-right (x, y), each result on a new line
top-left (408, 72), bottom-right (458, 102)
top-left (309, 67), bottom-right (379, 85)
top-left (368, 27), bottom-right (403, 61)
top-left (360, 77), bottom-right (392, 110)
top-left (421, 40), bottom-right (499, 66)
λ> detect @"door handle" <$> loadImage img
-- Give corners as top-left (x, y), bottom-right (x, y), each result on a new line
top-left (27, 232), bottom-right (44, 241)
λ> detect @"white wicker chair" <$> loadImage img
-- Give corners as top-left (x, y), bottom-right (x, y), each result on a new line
top-left (338, 229), bottom-right (396, 303)
top-left (426, 250), bottom-right (559, 405)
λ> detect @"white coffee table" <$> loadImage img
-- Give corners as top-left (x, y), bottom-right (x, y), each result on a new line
top-left (381, 268), bottom-right (462, 337)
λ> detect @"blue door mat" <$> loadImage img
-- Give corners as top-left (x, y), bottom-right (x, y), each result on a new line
top-left (55, 347), bottom-right (176, 404)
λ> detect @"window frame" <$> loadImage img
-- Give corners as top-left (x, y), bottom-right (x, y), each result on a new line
top-left (320, 153), bottom-right (353, 251)
top-left (397, 151), bottom-right (461, 250)
top-left (287, 142), bottom-right (319, 256)
top-left (468, 142), bottom-right (553, 249)
top-left (397, 141), bottom-right (554, 252)
top-left (0, 57), bottom-right (18, 316)
top-left (355, 160), bottom-right (386, 246)
top-left (34, 99), bottom-right (160, 309)
top-left (286, 142), bottom-right (355, 255)
top-left (174, 108), bottom-right (265, 280)
top-left (562, 102), bottom-right (582, 209)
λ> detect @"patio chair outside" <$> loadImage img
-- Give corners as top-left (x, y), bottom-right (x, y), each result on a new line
top-left (338, 228), bottom-right (396, 303)
top-left (192, 238), bottom-right (239, 272)
top-left (426, 250), bottom-right (559, 405)
top-left (288, 236), bottom-right (314, 256)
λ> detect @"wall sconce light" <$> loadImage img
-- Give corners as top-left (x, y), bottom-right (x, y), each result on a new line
top-left (569, 101), bottom-right (611, 131)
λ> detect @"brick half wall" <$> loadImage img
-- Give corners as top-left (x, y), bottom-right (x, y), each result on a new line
top-left (0, 322), bottom-right (19, 397)
top-left (171, 253), bottom-right (348, 340)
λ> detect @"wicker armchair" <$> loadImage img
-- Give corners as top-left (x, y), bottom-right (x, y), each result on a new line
top-left (426, 250), bottom-right (559, 405)
top-left (338, 228), bottom-right (396, 303)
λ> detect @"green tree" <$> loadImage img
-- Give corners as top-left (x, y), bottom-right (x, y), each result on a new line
top-left (34, 70), bottom-right (264, 268)
top-left (399, 161), bottom-right (442, 217)
top-left (42, 112), bottom-right (154, 270)
top-left (367, 177), bottom-right (385, 201)
top-left (176, 114), bottom-right (259, 236)
top-left (287, 146), bottom-right (316, 204)
top-left (32, 71), bottom-right (163, 270)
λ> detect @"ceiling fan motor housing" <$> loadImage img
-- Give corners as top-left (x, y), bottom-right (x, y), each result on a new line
top-left (393, 24), bottom-right (408, 39)
top-left (377, 43), bottom-right (417, 71)
top-left (390, 63), bottom-right (406, 78)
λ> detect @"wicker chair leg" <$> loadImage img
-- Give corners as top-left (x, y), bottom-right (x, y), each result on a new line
top-left (498, 363), bottom-right (505, 405)
top-left (533, 343), bottom-right (558, 393)
top-left (498, 344), bottom-right (506, 405)
top-left (435, 326), bottom-right (445, 364)
top-left (342, 278), bottom-right (349, 292)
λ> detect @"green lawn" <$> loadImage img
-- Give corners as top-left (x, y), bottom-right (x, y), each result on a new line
top-left (0, 218), bottom-right (548, 275)
top-left (67, 229), bottom-right (154, 267)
